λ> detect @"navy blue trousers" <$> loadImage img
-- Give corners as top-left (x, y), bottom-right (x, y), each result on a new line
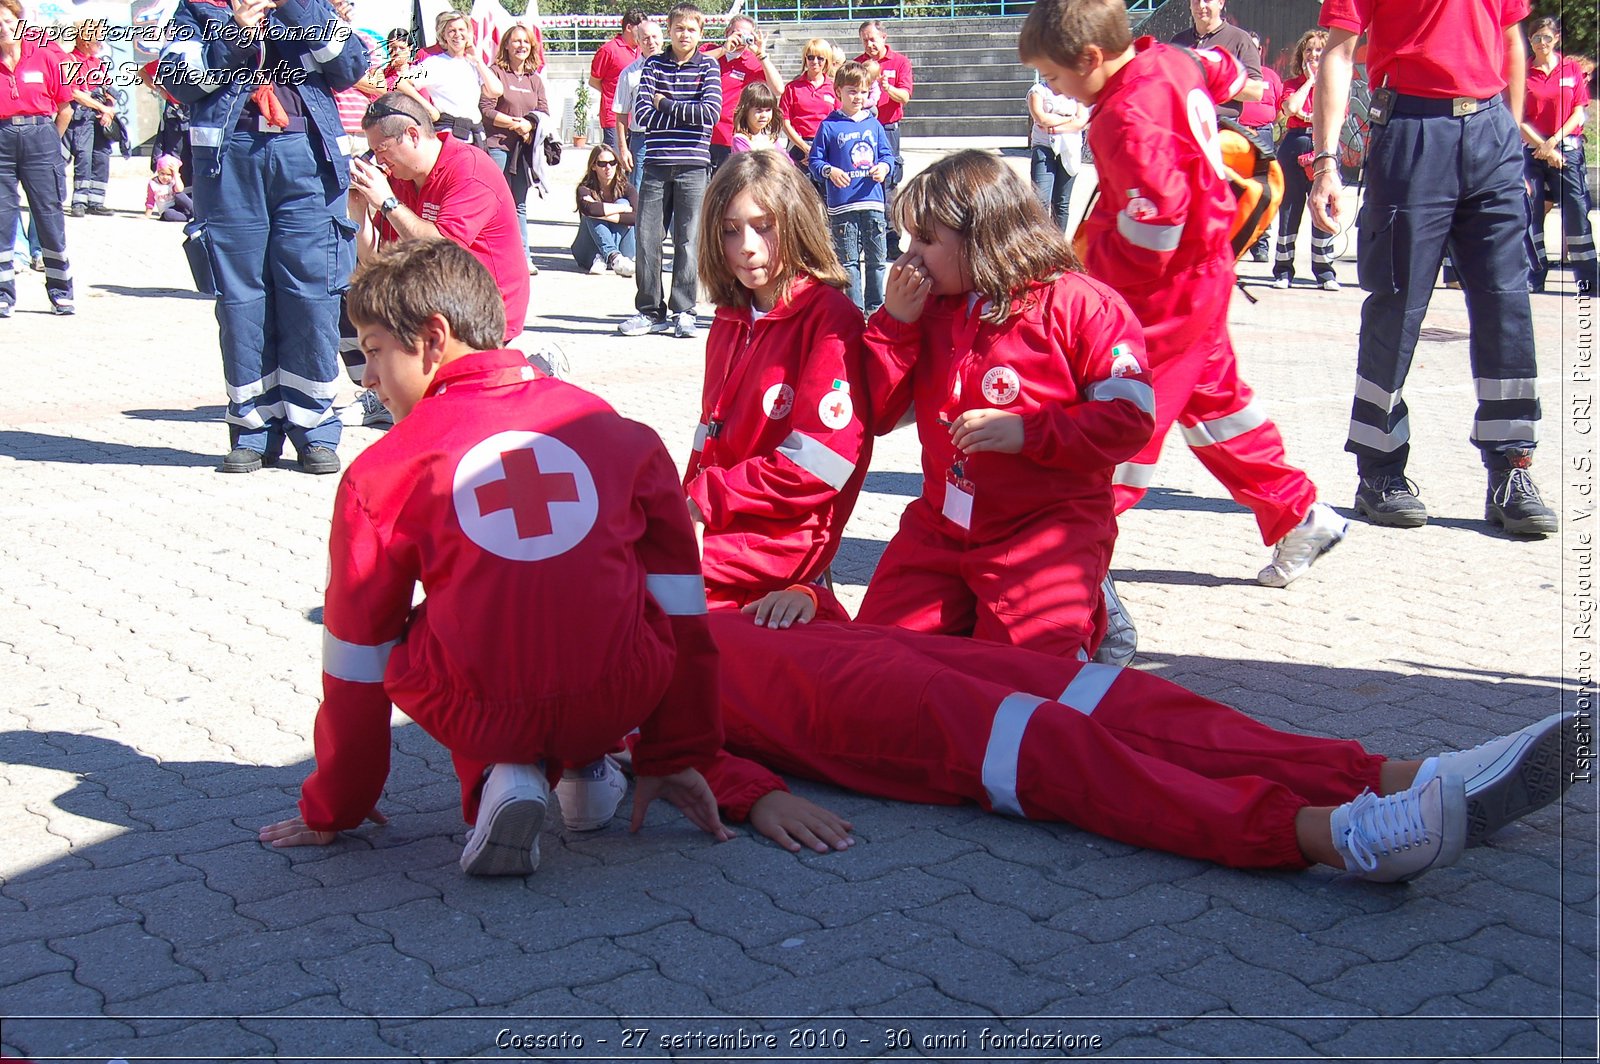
top-left (0, 120), bottom-right (72, 310)
top-left (193, 131), bottom-right (352, 455)
top-left (1350, 100), bottom-right (1539, 476)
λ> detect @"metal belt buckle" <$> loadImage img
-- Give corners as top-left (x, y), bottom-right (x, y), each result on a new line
top-left (1452, 97), bottom-right (1479, 117)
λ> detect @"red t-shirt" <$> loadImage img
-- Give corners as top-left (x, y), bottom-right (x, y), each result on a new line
top-left (1279, 73), bottom-right (1315, 129)
top-left (705, 46), bottom-right (767, 146)
top-left (378, 134), bottom-right (530, 340)
top-left (1525, 56), bottom-right (1590, 138)
top-left (1237, 65), bottom-right (1280, 127)
top-left (0, 40), bottom-right (72, 118)
top-left (62, 47), bottom-right (111, 94)
top-left (590, 33), bottom-right (638, 130)
top-left (1319, 0), bottom-right (1529, 99)
top-left (779, 76), bottom-right (837, 143)
top-left (855, 45), bottom-right (912, 125)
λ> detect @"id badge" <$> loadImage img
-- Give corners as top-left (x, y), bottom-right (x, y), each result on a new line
top-left (1368, 86), bottom-right (1395, 127)
top-left (942, 467), bottom-right (974, 530)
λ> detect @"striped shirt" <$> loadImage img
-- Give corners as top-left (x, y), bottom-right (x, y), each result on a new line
top-left (633, 50), bottom-right (721, 167)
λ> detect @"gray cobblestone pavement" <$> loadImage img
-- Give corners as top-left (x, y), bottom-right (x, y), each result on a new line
top-left (1, 147), bottom-right (1596, 1062)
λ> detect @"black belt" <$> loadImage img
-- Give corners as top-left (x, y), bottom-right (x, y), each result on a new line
top-left (2, 114), bottom-right (53, 126)
top-left (1392, 93), bottom-right (1500, 117)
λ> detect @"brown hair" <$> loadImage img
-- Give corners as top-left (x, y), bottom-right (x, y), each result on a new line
top-left (0, 0), bottom-right (24, 20)
top-left (579, 143), bottom-right (630, 201)
top-left (362, 91), bottom-right (431, 139)
top-left (834, 60), bottom-right (870, 91)
top-left (698, 150), bottom-right (849, 308)
top-left (667, 3), bottom-right (704, 30)
top-left (1288, 28), bottom-right (1328, 77)
top-left (345, 240), bottom-right (505, 352)
top-left (733, 80), bottom-right (778, 137)
top-left (1017, 0), bottom-right (1131, 68)
top-left (494, 23), bottom-right (540, 74)
top-left (894, 150), bottom-right (1079, 324)
top-left (1527, 16), bottom-right (1560, 41)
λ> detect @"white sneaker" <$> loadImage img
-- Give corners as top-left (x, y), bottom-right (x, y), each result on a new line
top-left (617, 313), bottom-right (671, 337)
top-left (555, 756), bottom-right (628, 831)
top-left (1331, 773), bottom-right (1466, 882)
top-left (588, 257), bottom-right (607, 275)
top-left (525, 343), bottom-right (570, 380)
top-left (1320, 278), bottom-right (1342, 292)
top-left (1271, 276), bottom-right (1291, 289)
top-left (611, 254), bottom-right (635, 278)
top-left (1258, 502), bottom-right (1348, 587)
top-left (1417, 712), bottom-right (1576, 846)
top-left (673, 311), bottom-right (699, 339)
top-left (1091, 573), bottom-right (1137, 666)
top-left (459, 763), bottom-right (548, 876)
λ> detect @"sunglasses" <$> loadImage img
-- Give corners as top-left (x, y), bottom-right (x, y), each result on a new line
top-left (1531, 34), bottom-right (1556, 42)
top-left (805, 54), bottom-right (828, 62)
top-left (596, 159), bottom-right (619, 167)
top-left (362, 99), bottom-right (421, 127)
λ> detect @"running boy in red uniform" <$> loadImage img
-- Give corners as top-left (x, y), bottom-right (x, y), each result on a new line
top-left (1019, 0), bottom-right (1347, 590)
top-left (258, 240), bottom-right (729, 876)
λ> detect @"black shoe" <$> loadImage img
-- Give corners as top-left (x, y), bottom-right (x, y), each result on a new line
top-left (1250, 247), bottom-right (1270, 263)
top-left (69, 205), bottom-right (86, 218)
top-left (1487, 451), bottom-right (1557, 535)
top-left (86, 205), bottom-right (114, 217)
top-left (298, 446), bottom-right (341, 475)
top-left (222, 446), bottom-right (264, 473)
top-left (30, 254), bottom-right (44, 272)
top-left (1353, 474), bottom-right (1428, 528)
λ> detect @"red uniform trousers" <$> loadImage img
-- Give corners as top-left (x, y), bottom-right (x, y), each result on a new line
top-left (385, 606), bottom-right (679, 824)
top-left (1110, 267), bottom-right (1318, 546)
top-left (709, 613), bottom-right (1386, 869)
top-left (856, 498), bottom-right (1109, 660)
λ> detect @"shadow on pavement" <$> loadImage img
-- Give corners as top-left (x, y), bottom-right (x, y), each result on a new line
top-left (0, 430), bottom-right (215, 467)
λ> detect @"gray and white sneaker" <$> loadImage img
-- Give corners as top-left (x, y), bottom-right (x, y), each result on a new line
top-left (1091, 573), bottom-right (1137, 667)
top-left (348, 388), bottom-right (393, 428)
top-left (1331, 773), bottom-right (1466, 883)
top-left (1258, 502), bottom-right (1348, 587)
top-left (525, 342), bottom-right (570, 380)
top-left (459, 762), bottom-right (548, 876)
top-left (618, 313), bottom-right (672, 337)
top-left (1415, 712), bottom-right (1576, 846)
top-left (673, 311), bottom-right (699, 339)
top-left (555, 756), bottom-right (628, 831)
top-left (610, 254), bottom-right (635, 278)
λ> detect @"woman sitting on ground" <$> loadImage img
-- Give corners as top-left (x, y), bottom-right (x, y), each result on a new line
top-left (572, 144), bottom-right (636, 278)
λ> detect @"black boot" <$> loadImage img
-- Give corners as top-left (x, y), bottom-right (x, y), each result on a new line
top-left (1487, 450), bottom-right (1557, 535)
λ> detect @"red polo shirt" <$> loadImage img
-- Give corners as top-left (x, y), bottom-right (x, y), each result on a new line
top-left (1237, 65), bottom-right (1280, 127)
top-left (0, 40), bottom-right (72, 118)
top-left (1319, 0), bottom-right (1528, 100)
top-left (62, 47), bottom-right (111, 93)
top-left (779, 75), bottom-right (836, 143)
top-left (1279, 73), bottom-right (1315, 129)
top-left (590, 32), bottom-right (638, 130)
top-left (704, 45), bottom-right (767, 146)
top-left (378, 133), bottom-right (530, 340)
top-left (855, 45), bottom-right (912, 124)
top-left (1525, 56), bottom-right (1590, 138)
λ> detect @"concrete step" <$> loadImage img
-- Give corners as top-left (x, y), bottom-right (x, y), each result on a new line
top-left (909, 78), bottom-right (1035, 101)
top-left (911, 97), bottom-right (1030, 118)
top-left (901, 114), bottom-right (1029, 136)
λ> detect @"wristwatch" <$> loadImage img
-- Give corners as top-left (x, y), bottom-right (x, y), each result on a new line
top-left (378, 195), bottom-right (400, 216)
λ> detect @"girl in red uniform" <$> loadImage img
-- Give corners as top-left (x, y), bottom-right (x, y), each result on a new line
top-left (686, 148), bottom-right (872, 621)
top-left (854, 150), bottom-right (1155, 660)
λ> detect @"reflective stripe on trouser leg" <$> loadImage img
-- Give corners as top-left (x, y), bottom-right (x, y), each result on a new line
top-left (1, 123), bottom-right (73, 306)
top-left (338, 296), bottom-right (365, 385)
top-left (1347, 113), bottom-right (1458, 477)
top-left (1445, 104), bottom-right (1541, 464)
top-left (1558, 142), bottom-right (1597, 281)
top-left (1274, 129), bottom-right (1314, 280)
top-left (1310, 232), bottom-right (1336, 281)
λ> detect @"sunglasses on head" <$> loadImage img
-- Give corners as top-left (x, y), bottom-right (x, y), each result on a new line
top-left (363, 100), bottom-right (421, 127)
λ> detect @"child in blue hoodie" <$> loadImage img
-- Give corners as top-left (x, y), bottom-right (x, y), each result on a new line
top-left (807, 62), bottom-right (894, 315)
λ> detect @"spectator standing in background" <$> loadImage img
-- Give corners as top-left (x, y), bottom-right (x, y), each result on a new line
top-left (399, 12), bottom-right (503, 143)
top-left (701, 15), bottom-right (782, 169)
top-left (855, 20), bottom-right (912, 255)
top-left (1272, 29), bottom-right (1338, 291)
top-left (590, 10), bottom-right (643, 151)
top-left (1522, 16), bottom-right (1596, 294)
top-left (481, 23), bottom-right (551, 273)
top-left (0, 0), bottom-right (73, 318)
top-left (1026, 77), bottom-right (1087, 232)
top-left (1237, 30), bottom-right (1280, 263)
top-left (1169, 0), bottom-right (1266, 119)
top-left (613, 18), bottom-right (662, 176)
top-left (779, 38), bottom-right (839, 166)
top-left (64, 19), bottom-right (116, 217)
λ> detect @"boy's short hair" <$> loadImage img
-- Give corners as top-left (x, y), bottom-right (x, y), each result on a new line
top-left (833, 60), bottom-right (870, 92)
top-left (667, 3), bottom-right (704, 30)
top-left (894, 150), bottom-right (1079, 324)
top-left (697, 150), bottom-right (849, 310)
top-left (345, 240), bottom-right (506, 353)
top-left (1017, 0), bottom-right (1131, 67)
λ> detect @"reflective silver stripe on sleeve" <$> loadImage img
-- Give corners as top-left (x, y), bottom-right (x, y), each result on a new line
top-left (1474, 377), bottom-right (1538, 401)
top-left (1112, 461), bottom-right (1155, 488)
top-left (1347, 415), bottom-right (1411, 453)
top-left (308, 25), bottom-right (352, 66)
top-left (1116, 210), bottom-right (1183, 251)
top-left (1056, 663), bottom-right (1120, 716)
top-left (1180, 399), bottom-right (1268, 447)
top-left (692, 423), bottom-right (708, 452)
top-left (163, 40), bottom-right (205, 76)
top-left (1354, 375), bottom-right (1401, 412)
top-left (980, 693), bottom-right (1047, 817)
top-left (337, 133), bottom-right (360, 157)
top-left (189, 125), bottom-right (224, 148)
top-left (645, 573), bottom-right (709, 616)
top-left (776, 431), bottom-right (855, 492)
top-left (1086, 378), bottom-right (1156, 415)
top-left (322, 630), bottom-right (398, 683)
top-left (1470, 418), bottom-right (1540, 444)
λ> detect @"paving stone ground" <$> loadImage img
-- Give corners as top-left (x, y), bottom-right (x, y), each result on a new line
top-left (0, 144), bottom-right (1595, 1063)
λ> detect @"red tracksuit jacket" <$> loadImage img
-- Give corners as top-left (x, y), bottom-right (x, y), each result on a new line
top-left (863, 273), bottom-right (1155, 543)
top-left (686, 279), bottom-right (872, 605)
top-left (301, 350), bottom-right (721, 831)
top-left (1080, 38), bottom-right (1247, 303)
